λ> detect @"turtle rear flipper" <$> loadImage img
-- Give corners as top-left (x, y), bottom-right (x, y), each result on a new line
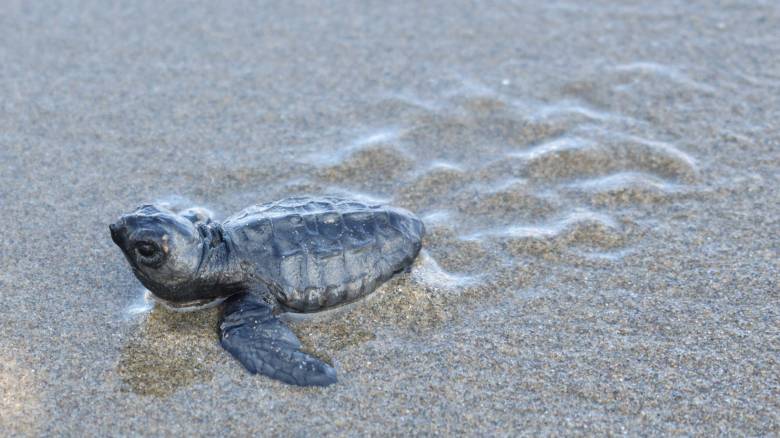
top-left (219, 293), bottom-right (337, 386)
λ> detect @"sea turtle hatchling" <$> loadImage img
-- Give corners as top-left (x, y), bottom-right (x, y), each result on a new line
top-left (109, 196), bottom-right (425, 386)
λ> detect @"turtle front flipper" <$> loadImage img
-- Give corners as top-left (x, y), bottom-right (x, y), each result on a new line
top-left (219, 293), bottom-right (337, 386)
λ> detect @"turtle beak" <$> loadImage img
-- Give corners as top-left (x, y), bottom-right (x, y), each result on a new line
top-left (109, 222), bottom-right (126, 247)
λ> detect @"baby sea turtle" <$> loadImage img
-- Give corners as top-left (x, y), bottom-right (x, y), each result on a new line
top-left (109, 196), bottom-right (425, 386)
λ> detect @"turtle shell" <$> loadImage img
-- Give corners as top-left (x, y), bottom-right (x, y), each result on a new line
top-left (222, 197), bottom-right (425, 312)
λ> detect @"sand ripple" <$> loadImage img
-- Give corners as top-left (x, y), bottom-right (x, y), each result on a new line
top-left (285, 79), bottom-right (699, 315)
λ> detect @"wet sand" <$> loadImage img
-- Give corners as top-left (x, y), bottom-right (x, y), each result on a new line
top-left (1, 0), bottom-right (778, 435)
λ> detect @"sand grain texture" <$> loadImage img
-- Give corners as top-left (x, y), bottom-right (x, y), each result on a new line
top-left (1, 0), bottom-right (778, 436)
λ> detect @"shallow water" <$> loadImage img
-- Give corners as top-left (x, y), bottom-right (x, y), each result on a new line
top-left (1, 0), bottom-right (778, 435)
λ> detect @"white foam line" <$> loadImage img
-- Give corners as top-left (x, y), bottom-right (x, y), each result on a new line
top-left (412, 250), bottom-right (480, 289)
top-left (614, 61), bottom-right (717, 94)
top-left (614, 131), bottom-right (698, 172)
top-left (353, 128), bottom-right (401, 147)
top-left (533, 100), bottom-right (620, 123)
top-left (124, 289), bottom-right (155, 317)
top-left (467, 210), bottom-right (618, 241)
top-left (569, 171), bottom-right (683, 192)
top-left (507, 136), bottom-right (596, 160)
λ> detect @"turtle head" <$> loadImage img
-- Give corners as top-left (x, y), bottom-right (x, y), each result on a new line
top-left (110, 204), bottom-right (206, 302)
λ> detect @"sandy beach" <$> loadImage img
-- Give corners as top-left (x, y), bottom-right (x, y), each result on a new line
top-left (1, 0), bottom-right (778, 435)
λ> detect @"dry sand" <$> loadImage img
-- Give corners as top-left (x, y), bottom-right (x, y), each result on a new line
top-left (1, 0), bottom-right (778, 435)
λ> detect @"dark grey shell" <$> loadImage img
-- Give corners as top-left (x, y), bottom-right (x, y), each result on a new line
top-left (222, 197), bottom-right (425, 312)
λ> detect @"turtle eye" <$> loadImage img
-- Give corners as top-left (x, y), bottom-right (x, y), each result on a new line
top-left (134, 241), bottom-right (164, 266)
top-left (136, 243), bottom-right (156, 257)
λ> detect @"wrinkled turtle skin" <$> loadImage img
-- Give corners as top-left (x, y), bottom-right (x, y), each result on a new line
top-left (109, 196), bottom-right (425, 386)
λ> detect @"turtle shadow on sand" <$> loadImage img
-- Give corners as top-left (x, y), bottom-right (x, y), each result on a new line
top-left (116, 297), bottom-right (392, 395)
top-left (117, 304), bottom-right (221, 397)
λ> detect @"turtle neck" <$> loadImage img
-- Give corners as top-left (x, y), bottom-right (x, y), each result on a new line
top-left (193, 222), bottom-right (246, 297)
